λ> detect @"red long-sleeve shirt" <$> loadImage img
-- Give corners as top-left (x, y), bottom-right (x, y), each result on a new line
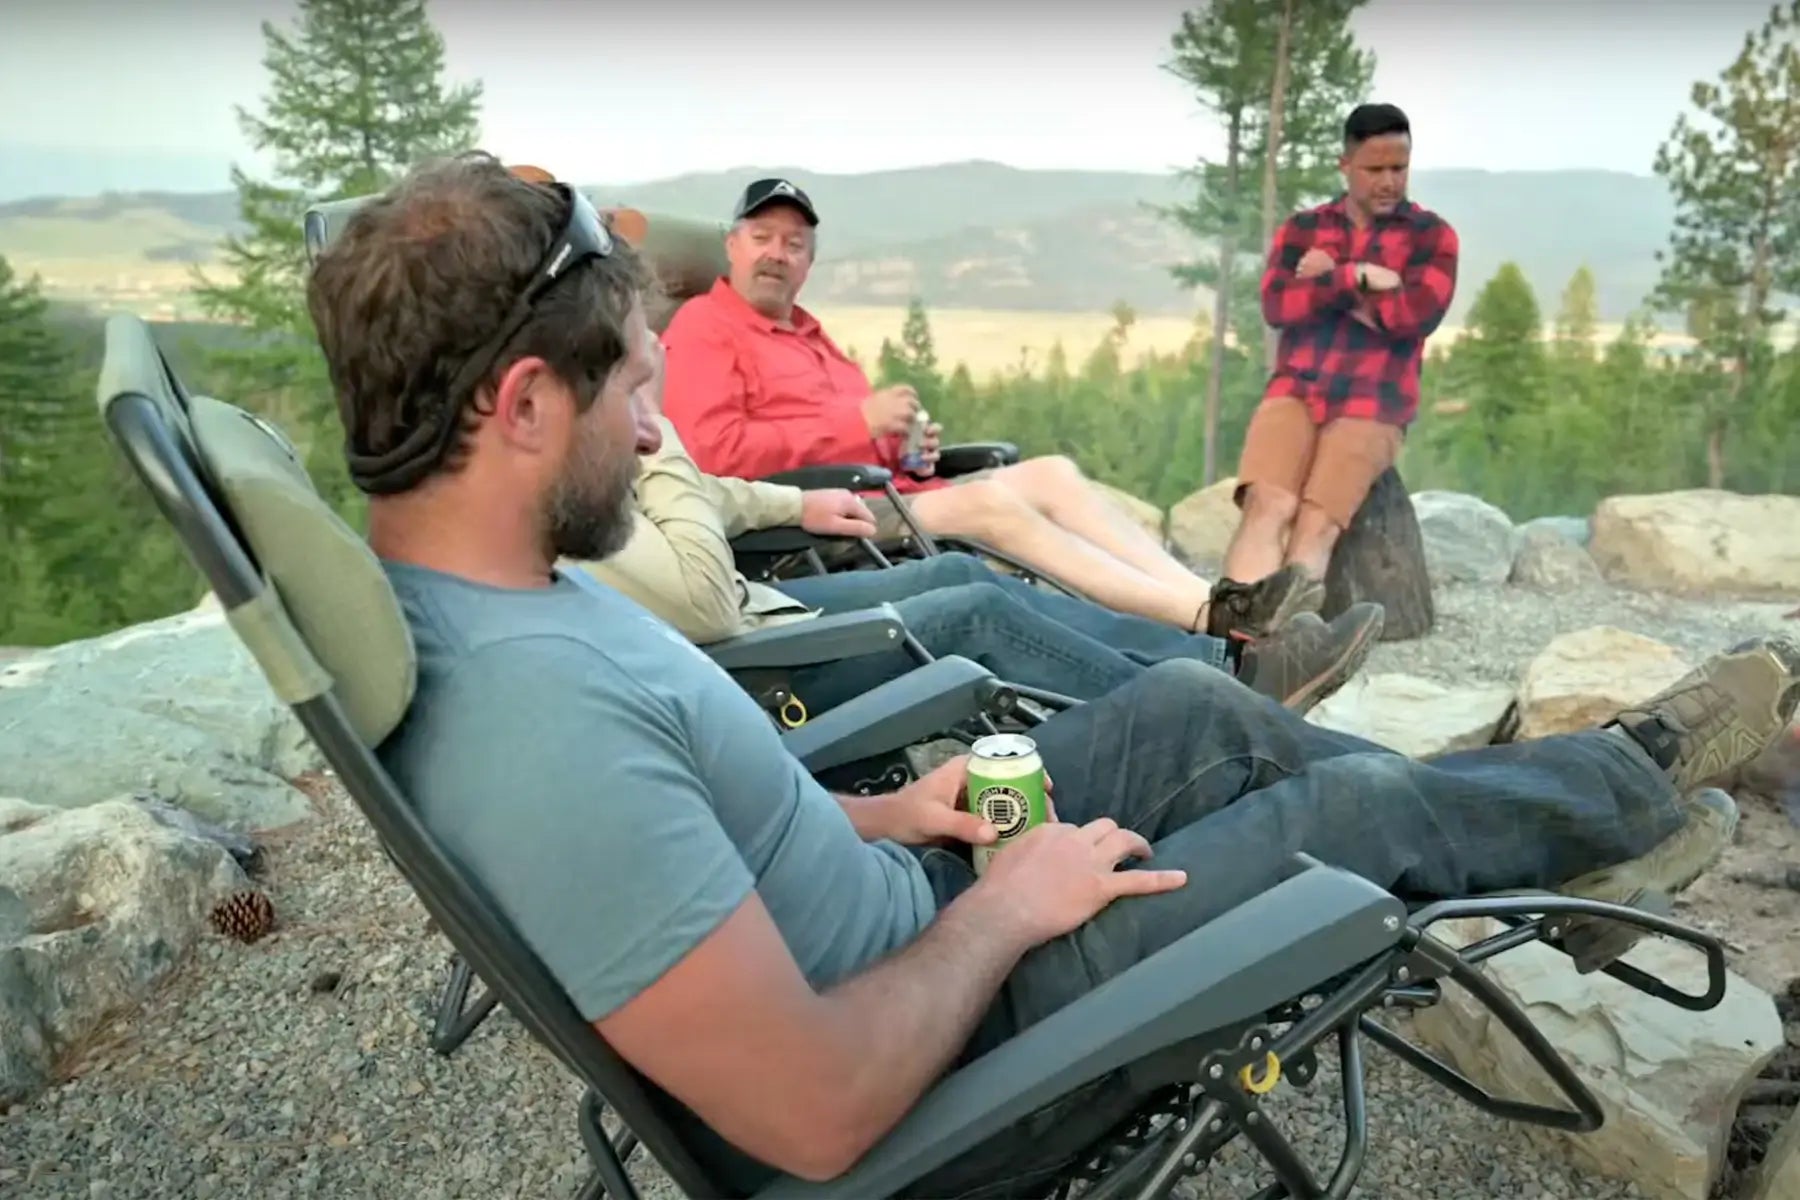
top-left (659, 278), bottom-right (949, 494)
top-left (1260, 196), bottom-right (1459, 427)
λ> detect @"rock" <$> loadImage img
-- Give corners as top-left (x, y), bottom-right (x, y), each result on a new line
top-left (1741, 719), bottom-right (1800, 818)
top-left (1308, 673), bottom-right (1515, 758)
top-left (1521, 514), bottom-right (1594, 548)
top-left (1516, 626), bottom-right (1693, 740)
top-left (1752, 1104), bottom-right (1800, 1199)
top-left (1590, 490), bottom-right (1800, 597)
top-left (1412, 490), bottom-right (1519, 585)
top-left (0, 609), bottom-right (321, 831)
top-left (1167, 476), bottom-right (1242, 571)
top-left (1094, 482), bottom-right (1166, 544)
top-left (0, 796), bottom-right (248, 1105)
top-left (1410, 917), bottom-right (1785, 1200)
top-left (1510, 525), bottom-right (1602, 592)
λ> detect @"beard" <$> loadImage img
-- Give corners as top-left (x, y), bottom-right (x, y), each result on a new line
top-left (541, 420), bottom-right (636, 564)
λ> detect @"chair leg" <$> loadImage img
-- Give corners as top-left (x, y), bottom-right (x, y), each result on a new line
top-left (430, 954), bottom-right (501, 1056)
top-left (577, 1089), bottom-right (642, 1200)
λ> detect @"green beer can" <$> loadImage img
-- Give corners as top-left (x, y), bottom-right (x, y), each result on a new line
top-left (966, 733), bottom-right (1050, 875)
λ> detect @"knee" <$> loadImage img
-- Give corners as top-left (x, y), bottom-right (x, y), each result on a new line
top-left (1012, 453), bottom-right (1085, 491)
top-left (946, 480), bottom-right (1031, 538)
top-left (915, 550), bottom-right (990, 586)
top-left (1140, 658), bottom-right (1235, 702)
top-left (1240, 483), bottom-right (1300, 527)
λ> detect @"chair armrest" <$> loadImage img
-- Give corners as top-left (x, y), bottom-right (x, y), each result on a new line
top-left (779, 655), bottom-right (1008, 774)
top-left (751, 857), bottom-right (1407, 1200)
top-left (935, 442), bottom-right (1019, 478)
top-left (761, 464), bottom-right (894, 491)
top-left (729, 526), bottom-right (833, 558)
top-left (705, 604), bottom-right (905, 671)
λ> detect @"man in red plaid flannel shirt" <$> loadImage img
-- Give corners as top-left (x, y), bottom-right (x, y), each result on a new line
top-left (1206, 103), bottom-right (1459, 645)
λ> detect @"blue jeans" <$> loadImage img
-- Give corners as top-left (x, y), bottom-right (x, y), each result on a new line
top-left (776, 554), bottom-right (1230, 709)
top-left (905, 658), bottom-right (1681, 1197)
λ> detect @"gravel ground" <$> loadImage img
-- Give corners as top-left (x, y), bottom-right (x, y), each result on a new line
top-left (1, 578), bottom-right (1792, 1200)
top-left (1360, 577), bottom-right (1796, 689)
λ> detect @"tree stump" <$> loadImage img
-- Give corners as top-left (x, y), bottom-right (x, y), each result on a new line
top-left (1321, 467), bottom-right (1434, 641)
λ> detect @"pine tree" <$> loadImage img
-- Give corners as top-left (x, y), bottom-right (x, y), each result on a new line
top-left (1552, 265), bottom-right (1599, 356)
top-left (0, 256), bottom-right (85, 530)
top-left (1158, 0), bottom-right (1374, 484)
top-left (192, 0), bottom-right (482, 520)
top-left (1648, 0), bottom-right (1799, 487)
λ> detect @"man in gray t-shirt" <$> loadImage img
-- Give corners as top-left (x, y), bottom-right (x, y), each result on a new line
top-left (304, 155), bottom-right (1792, 1192)
top-left (380, 557), bottom-right (937, 1013)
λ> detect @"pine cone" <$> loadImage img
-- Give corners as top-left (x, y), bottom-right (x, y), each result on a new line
top-left (210, 889), bottom-right (276, 944)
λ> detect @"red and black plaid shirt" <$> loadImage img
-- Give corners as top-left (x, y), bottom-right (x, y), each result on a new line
top-left (1260, 195), bottom-right (1459, 427)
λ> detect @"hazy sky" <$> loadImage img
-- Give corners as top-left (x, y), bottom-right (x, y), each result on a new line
top-left (0, 0), bottom-right (1777, 192)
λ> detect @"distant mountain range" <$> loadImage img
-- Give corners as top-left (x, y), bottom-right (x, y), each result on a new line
top-left (0, 153), bottom-right (1684, 326)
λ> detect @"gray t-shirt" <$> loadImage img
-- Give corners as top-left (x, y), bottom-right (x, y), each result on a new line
top-left (378, 560), bottom-right (937, 1022)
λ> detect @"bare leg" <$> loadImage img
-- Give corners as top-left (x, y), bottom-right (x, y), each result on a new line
top-left (908, 482), bottom-right (1204, 629)
top-left (1284, 502), bottom-right (1343, 579)
top-left (983, 456), bottom-right (1214, 600)
top-left (1221, 483), bottom-right (1298, 583)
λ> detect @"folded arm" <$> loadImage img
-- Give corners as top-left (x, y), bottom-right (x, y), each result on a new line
top-left (1364, 220), bottom-right (1460, 339)
top-left (1261, 220), bottom-right (1360, 329)
top-left (661, 319), bottom-right (881, 480)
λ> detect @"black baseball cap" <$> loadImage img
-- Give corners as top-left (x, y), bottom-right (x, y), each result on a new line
top-left (733, 177), bottom-right (819, 226)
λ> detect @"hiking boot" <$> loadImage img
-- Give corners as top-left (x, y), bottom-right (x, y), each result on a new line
top-left (1204, 564), bottom-right (1326, 643)
top-left (1238, 604), bottom-right (1385, 714)
top-left (1609, 635), bottom-right (1800, 793)
top-left (1553, 787), bottom-right (1739, 972)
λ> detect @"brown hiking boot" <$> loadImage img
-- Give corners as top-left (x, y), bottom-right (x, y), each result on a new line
top-left (1237, 603), bottom-right (1385, 714)
top-left (1204, 564), bottom-right (1326, 643)
top-left (1551, 636), bottom-right (1798, 973)
top-left (1554, 787), bottom-right (1739, 972)
top-left (1609, 635), bottom-right (1800, 793)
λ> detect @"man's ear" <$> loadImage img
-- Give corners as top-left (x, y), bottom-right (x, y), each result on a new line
top-left (487, 355), bottom-right (561, 452)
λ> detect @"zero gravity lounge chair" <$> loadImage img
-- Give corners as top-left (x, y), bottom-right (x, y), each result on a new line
top-left (100, 313), bottom-right (1735, 1200)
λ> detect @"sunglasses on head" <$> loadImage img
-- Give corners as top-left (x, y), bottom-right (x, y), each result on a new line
top-left (348, 180), bottom-right (618, 495)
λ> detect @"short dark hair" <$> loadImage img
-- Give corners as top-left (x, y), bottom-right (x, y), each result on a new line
top-left (305, 152), bottom-right (648, 493)
top-left (1344, 103), bottom-right (1411, 148)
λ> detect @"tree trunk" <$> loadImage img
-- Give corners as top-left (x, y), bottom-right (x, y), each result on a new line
top-left (1203, 113), bottom-right (1245, 487)
top-left (1707, 419), bottom-right (1726, 489)
top-left (1260, 0), bottom-right (1296, 375)
top-left (1323, 467), bottom-right (1436, 642)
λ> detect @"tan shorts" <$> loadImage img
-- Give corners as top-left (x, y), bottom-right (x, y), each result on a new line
top-left (1235, 396), bottom-right (1402, 529)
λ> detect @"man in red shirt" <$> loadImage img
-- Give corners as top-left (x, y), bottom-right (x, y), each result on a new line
top-left (1207, 103), bottom-right (1459, 643)
top-left (659, 178), bottom-right (1316, 636)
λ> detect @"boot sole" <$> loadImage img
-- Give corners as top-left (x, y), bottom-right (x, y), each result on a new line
top-left (1558, 887), bottom-right (1675, 974)
top-left (1282, 610), bottom-right (1383, 714)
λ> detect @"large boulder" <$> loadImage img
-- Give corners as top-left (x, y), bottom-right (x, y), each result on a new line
top-left (1589, 490), bottom-right (1800, 597)
top-left (0, 796), bottom-right (249, 1105)
top-left (1412, 490), bottom-right (1519, 585)
top-left (0, 609), bottom-right (322, 831)
top-left (1520, 514), bottom-right (1593, 548)
top-left (1510, 524), bottom-right (1602, 592)
top-left (1410, 918), bottom-right (1785, 1200)
top-left (1094, 483), bottom-right (1166, 544)
top-left (1307, 673), bottom-right (1515, 759)
top-left (1167, 476), bottom-right (1242, 571)
top-left (1516, 626), bottom-right (1693, 740)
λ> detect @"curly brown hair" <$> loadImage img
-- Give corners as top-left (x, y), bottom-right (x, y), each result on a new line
top-left (305, 152), bottom-right (649, 494)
